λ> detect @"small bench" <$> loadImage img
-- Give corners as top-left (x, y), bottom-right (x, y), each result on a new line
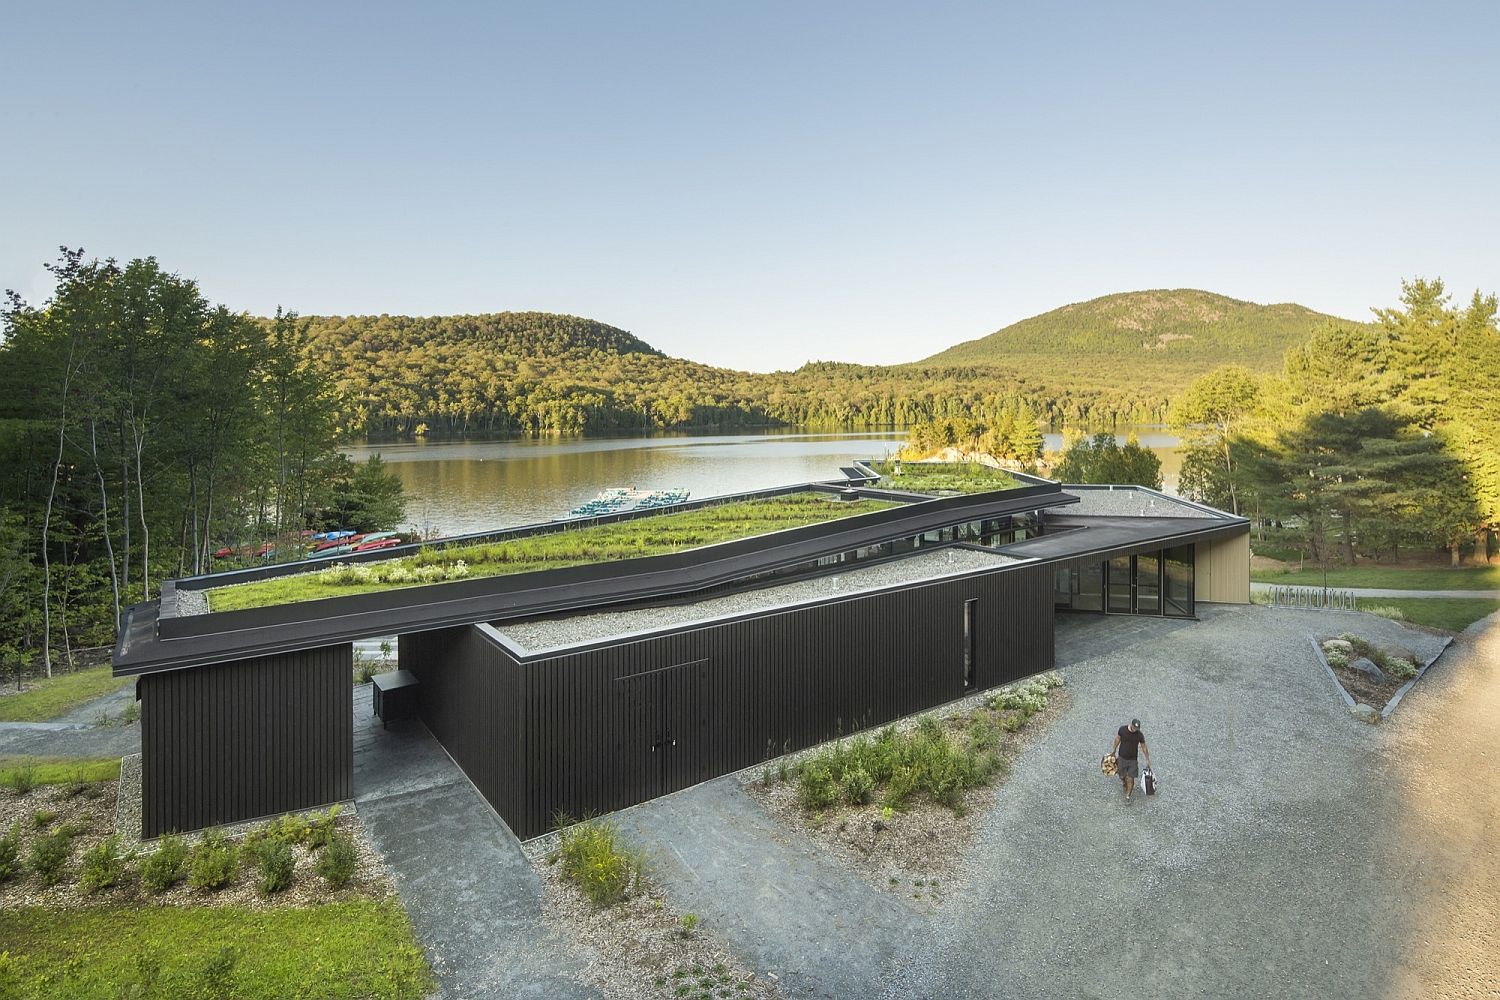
top-left (371, 669), bottom-right (420, 728)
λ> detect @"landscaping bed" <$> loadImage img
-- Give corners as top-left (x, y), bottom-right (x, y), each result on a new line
top-left (0, 775), bottom-right (430, 998)
top-left (1316, 634), bottom-right (1426, 716)
top-left (867, 460), bottom-right (1021, 495)
top-left (746, 673), bottom-right (1069, 896)
top-left (537, 818), bottom-right (782, 1000)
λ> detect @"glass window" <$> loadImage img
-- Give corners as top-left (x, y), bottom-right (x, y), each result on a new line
top-left (1075, 561), bottom-right (1105, 612)
top-left (1164, 544), bottom-right (1195, 617)
top-left (1107, 556), bottom-right (1133, 613)
top-left (1136, 554), bottom-right (1161, 615)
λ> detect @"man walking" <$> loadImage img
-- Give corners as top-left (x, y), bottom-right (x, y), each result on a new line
top-left (1109, 718), bottom-right (1151, 802)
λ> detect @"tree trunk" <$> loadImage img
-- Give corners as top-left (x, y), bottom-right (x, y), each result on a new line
top-left (90, 419), bottom-right (122, 630)
top-left (134, 430), bottom-right (151, 601)
top-left (1451, 540), bottom-right (1461, 567)
top-left (40, 389), bottom-right (68, 678)
top-left (1478, 527), bottom-right (1491, 565)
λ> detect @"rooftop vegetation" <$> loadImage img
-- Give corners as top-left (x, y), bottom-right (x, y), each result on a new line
top-left (206, 493), bottom-right (899, 612)
top-left (868, 461), bottom-right (1022, 495)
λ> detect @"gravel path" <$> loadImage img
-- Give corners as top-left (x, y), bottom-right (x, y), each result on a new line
top-left (0, 719), bottom-right (140, 759)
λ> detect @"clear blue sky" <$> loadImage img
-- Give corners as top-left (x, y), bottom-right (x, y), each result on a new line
top-left (3, 2), bottom-right (1496, 371)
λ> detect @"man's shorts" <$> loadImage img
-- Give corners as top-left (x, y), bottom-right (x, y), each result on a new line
top-left (1117, 756), bottom-right (1139, 780)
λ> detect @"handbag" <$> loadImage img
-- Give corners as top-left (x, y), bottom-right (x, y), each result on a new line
top-left (1143, 766), bottom-right (1157, 795)
top-left (1101, 754), bottom-right (1117, 776)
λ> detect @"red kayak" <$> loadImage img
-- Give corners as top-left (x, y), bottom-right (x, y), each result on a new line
top-left (353, 538), bottom-right (401, 553)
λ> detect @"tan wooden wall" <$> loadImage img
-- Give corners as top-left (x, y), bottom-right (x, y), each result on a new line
top-left (1195, 531), bottom-right (1251, 604)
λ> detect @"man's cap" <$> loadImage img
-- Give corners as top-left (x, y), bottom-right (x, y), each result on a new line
top-left (1131, 718), bottom-right (1141, 728)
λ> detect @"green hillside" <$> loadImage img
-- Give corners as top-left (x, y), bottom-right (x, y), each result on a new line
top-left (286, 291), bottom-right (1361, 438)
top-left (923, 290), bottom-right (1355, 372)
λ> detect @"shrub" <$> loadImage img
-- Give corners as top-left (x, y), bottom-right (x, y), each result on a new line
top-left (120, 700), bottom-right (140, 725)
top-left (188, 830), bottom-right (239, 890)
top-left (31, 809), bottom-right (56, 829)
top-left (966, 717), bottom-right (999, 752)
top-left (79, 835), bottom-right (130, 893)
top-left (1325, 650), bottom-right (1350, 669)
top-left (141, 834), bottom-right (188, 893)
top-left (1364, 605), bottom-right (1406, 622)
top-left (0, 823), bottom-right (20, 882)
top-left (556, 817), bottom-right (642, 907)
top-left (29, 828), bottom-right (74, 885)
top-left (1387, 657), bottom-right (1418, 682)
top-left (266, 812), bottom-right (313, 847)
top-left (307, 805), bottom-right (343, 850)
top-left (841, 766), bottom-right (875, 805)
top-left (250, 838), bottom-right (295, 895)
top-left (3, 766), bottom-right (37, 796)
top-left (315, 831), bottom-right (358, 887)
top-left (882, 765), bottom-right (920, 810)
top-left (62, 765), bottom-right (92, 799)
top-left (796, 761), bottom-right (840, 810)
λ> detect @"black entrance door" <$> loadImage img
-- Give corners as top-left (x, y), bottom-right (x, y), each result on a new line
top-left (619, 661), bottom-right (706, 803)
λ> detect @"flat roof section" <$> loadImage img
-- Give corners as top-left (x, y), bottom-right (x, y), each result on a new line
top-left (495, 547), bottom-right (1018, 656)
top-left (1058, 485), bottom-right (1222, 519)
top-left (998, 514), bottom-right (1247, 565)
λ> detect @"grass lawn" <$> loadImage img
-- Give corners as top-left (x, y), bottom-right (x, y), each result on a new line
top-left (0, 756), bottom-right (121, 786)
top-left (0, 666), bottom-right (130, 723)
top-left (1364, 598), bottom-right (1500, 633)
top-left (869, 461), bottom-right (1021, 494)
top-left (209, 493), bottom-right (898, 612)
top-left (0, 900), bottom-right (431, 999)
top-left (1250, 565), bottom-right (1500, 590)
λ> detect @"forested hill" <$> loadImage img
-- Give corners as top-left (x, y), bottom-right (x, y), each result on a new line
top-left (923, 290), bottom-right (1353, 371)
top-left (286, 293), bottom-right (1359, 438)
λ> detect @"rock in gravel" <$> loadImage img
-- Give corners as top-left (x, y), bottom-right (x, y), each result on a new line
top-left (1348, 657), bottom-right (1387, 684)
top-left (1350, 703), bottom-right (1381, 724)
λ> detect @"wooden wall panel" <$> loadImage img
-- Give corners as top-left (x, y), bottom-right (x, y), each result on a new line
top-left (138, 645), bottom-right (352, 838)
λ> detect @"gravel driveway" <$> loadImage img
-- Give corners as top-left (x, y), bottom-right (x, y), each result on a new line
top-left (883, 604), bottom-right (1485, 999)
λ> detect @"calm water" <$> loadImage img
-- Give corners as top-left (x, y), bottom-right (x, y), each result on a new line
top-left (344, 428), bottom-right (1181, 538)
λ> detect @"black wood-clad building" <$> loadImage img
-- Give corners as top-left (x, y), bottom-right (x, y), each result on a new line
top-left (403, 563), bottom-right (1054, 839)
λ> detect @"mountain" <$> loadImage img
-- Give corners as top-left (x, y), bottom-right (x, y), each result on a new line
top-left (921, 290), bottom-right (1355, 373)
top-left (287, 291), bottom-right (1360, 438)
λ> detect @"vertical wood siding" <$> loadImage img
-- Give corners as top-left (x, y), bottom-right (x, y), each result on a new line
top-left (138, 645), bottom-right (352, 838)
top-left (415, 565), bottom-right (1054, 840)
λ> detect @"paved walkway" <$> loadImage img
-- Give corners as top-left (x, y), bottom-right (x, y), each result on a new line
top-left (1251, 581), bottom-right (1500, 599)
top-left (350, 684), bottom-right (598, 1000)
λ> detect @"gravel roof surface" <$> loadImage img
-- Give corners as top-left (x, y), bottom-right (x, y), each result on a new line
top-left (1061, 486), bottom-right (1222, 518)
top-left (497, 547), bottom-right (1017, 653)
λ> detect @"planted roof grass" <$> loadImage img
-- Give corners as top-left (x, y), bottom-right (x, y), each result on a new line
top-left (870, 461), bottom-right (1023, 495)
top-left (207, 493), bottom-right (898, 612)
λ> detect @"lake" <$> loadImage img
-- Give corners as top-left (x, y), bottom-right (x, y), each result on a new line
top-left (344, 428), bottom-right (1182, 538)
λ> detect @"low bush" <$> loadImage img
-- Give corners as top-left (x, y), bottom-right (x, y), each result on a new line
top-left (1386, 657), bottom-right (1418, 681)
top-left (556, 817), bottom-right (643, 907)
top-left (29, 828), bottom-right (75, 885)
top-left (79, 835), bottom-right (130, 894)
top-left (307, 805), bottom-right (343, 850)
top-left (188, 830), bottom-right (239, 891)
top-left (795, 701), bottom-right (1030, 815)
top-left (141, 834), bottom-right (188, 893)
top-left (3, 766), bottom-right (37, 795)
top-left (31, 809), bottom-right (56, 829)
top-left (315, 831), bottom-right (358, 887)
top-left (0, 822), bottom-right (20, 881)
top-left (196, 945), bottom-right (240, 999)
top-left (250, 838), bottom-right (295, 896)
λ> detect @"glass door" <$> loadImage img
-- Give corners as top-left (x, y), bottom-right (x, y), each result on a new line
top-left (1135, 554), bottom-right (1161, 615)
top-left (1107, 556), bottom-right (1133, 614)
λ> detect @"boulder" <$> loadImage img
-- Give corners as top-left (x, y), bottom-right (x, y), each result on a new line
top-left (1348, 657), bottom-right (1387, 685)
top-left (1350, 703), bottom-right (1381, 724)
top-left (1386, 643), bottom-right (1418, 664)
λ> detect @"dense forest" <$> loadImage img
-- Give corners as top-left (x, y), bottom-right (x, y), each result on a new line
top-left (294, 292), bottom-right (1336, 438)
top-left (0, 251), bottom-right (405, 675)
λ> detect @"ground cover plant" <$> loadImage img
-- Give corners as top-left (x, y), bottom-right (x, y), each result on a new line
top-left (868, 460), bottom-right (1021, 495)
top-left (208, 493), bottom-right (897, 611)
top-left (0, 900), bottom-right (430, 999)
top-left (0, 666), bottom-right (131, 722)
top-left (749, 672), bottom-right (1068, 893)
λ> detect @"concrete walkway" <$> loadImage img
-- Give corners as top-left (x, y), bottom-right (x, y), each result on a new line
top-left (1251, 581), bottom-right (1500, 599)
top-left (350, 684), bottom-right (599, 1000)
